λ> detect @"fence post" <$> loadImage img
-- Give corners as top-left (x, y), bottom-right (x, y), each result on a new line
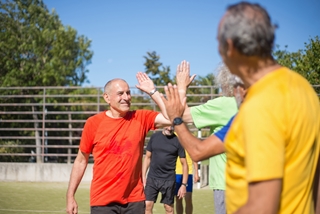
top-left (68, 113), bottom-right (72, 164)
top-left (197, 129), bottom-right (201, 189)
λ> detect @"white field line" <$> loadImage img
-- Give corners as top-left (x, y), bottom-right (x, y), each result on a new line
top-left (0, 208), bottom-right (89, 213)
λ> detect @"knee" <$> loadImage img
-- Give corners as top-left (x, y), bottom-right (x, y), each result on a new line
top-left (145, 201), bottom-right (153, 211)
top-left (164, 204), bottom-right (174, 213)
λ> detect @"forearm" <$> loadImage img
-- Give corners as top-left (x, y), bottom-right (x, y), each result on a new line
top-left (235, 179), bottom-right (282, 214)
top-left (176, 89), bottom-right (193, 124)
top-left (66, 156), bottom-right (88, 198)
top-left (193, 162), bottom-right (199, 176)
top-left (142, 157), bottom-right (151, 179)
top-left (174, 123), bottom-right (203, 162)
top-left (193, 162), bottom-right (198, 172)
top-left (150, 91), bottom-right (169, 120)
top-left (182, 163), bottom-right (188, 184)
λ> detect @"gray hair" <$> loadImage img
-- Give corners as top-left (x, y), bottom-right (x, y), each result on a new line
top-left (215, 63), bottom-right (243, 97)
top-left (218, 2), bottom-right (277, 58)
top-left (104, 78), bottom-right (128, 94)
top-left (230, 76), bottom-right (244, 88)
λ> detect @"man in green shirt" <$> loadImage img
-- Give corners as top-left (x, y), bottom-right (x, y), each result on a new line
top-left (176, 62), bottom-right (240, 214)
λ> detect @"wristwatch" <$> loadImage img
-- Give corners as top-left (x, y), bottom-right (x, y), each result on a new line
top-left (173, 117), bottom-right (183, 126)
top-left (149, 88), bottom-right (157, 96)
top-left (182, 183), bottom-right (188, 187)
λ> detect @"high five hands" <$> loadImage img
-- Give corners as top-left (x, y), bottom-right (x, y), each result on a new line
top-left (160, 83), bottom-right (186, 122)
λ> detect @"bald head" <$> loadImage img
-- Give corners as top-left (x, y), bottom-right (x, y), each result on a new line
top-left (104, 78), bottom-right (128, 94)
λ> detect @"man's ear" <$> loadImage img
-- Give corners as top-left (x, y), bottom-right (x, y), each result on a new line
top-left (226, 39), bottom-right (234, 57)
top-left (103, 93), bottom-right (110, 104)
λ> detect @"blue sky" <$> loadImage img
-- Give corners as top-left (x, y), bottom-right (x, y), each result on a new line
top-left (43, 0), bottom-right (320, 87)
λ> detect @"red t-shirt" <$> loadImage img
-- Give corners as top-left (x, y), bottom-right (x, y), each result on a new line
top-left (80, 110), bottom-right (159, 206)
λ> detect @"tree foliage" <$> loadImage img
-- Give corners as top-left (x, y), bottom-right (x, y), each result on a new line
top-left (144, 51), bottom-right (172, 88)
top-left (143, 51), bottom-right (217, 103)
top-left (273, 36), bottom-right (320, 93)
top-left (0, 0), bottom-right (93, 163)
top-left (0, 0), bottom-right (93, 87)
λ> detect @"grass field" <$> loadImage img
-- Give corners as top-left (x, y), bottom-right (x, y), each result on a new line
top-left (0, 182), bottom-right (214, 214)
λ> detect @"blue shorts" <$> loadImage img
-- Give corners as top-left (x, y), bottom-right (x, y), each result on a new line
top-left (175, 174), bottom-right (193, 195)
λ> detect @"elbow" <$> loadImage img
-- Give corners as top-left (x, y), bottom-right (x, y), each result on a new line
top-left (189, 144), bottom-right (212, 162)
top-left (189, 149), bottom-right (203, 162)
top-left (192, 155), bottom-right (202, 163)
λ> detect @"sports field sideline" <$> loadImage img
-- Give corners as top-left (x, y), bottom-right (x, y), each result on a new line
top-left (0, 182), bottom-right (214, 214)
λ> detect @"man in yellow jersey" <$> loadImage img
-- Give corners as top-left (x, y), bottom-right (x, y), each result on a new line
top-left (160, 2), bottom-right (320, 214)
top-left (175, 152), bottom-right (199, 214)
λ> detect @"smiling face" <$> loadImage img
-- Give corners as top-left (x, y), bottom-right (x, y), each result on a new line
top-left (103, 79), bottom-right (131, 116)
top-left (162, 126), bottom-right (174, 136)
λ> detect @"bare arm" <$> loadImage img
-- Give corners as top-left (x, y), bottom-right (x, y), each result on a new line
top-left (142, 151), bottom-right (152, 187)
top-left (66, 150), bottom-right (89, 214)
top-left (161, 84), bottom-right (225, 162)
top-left (175, 60), bottom-right (196, 123)
top-left (135, 72), bottom-right (171, 128)
top-left (177, 157), bottom-right (188, 199)
top-left (193, 161), bottom-right (199, 183)
top-left (235, 179), bottom-right (282, 214)
top-left (174, 124), bottom-right (224, 162)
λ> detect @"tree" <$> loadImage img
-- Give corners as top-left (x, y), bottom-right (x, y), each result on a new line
top-left (188, 73), bottom-right (217, 103)
top-left (0, 0), bottom-right (93, 163)
top-left (143, 51), bottom-right (172, 88)
top-left (143, 51), bottom-right (218, 103)
top-left (0, 0), bottom-right (93, 87)
top-left (273, 36), bottom-right (320, 93)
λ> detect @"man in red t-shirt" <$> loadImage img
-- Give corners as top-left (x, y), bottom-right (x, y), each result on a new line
top-left (66, 77), bottom-right (171, 214)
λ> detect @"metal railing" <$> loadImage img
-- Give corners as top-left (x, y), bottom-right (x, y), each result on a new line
top-left (1, 85), bottom-right (319, 163)
top-left (0, 86), bottom-right (219, 163)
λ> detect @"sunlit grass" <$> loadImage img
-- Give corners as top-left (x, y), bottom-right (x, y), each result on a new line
top-left (0, 182), bottom-right (214, 214)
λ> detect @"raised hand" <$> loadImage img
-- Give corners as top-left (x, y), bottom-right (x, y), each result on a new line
top-left (160, 83), bottom-right (186, 122)
top-left (176, 60), bottom-right (196, 91)
top-left (135, 72), bottom-right (155, 94)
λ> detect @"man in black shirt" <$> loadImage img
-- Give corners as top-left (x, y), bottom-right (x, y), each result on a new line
top-left (142, 126), bottom-right (188, 214)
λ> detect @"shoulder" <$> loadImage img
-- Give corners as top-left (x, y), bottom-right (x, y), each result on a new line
top-left (207, 96), bottom-right (236, 105)
top-left (87, 111), bottom-right (105, 122)
top-left (192, 96), bottom-right (236, 110)
top-left (130, 109), bottom-right (159, 117)
top-left (150, 131), bottom-right (162, 139)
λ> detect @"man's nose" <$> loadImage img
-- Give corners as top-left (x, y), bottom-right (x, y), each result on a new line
top-left (122, 93), bottom-right (130, 100)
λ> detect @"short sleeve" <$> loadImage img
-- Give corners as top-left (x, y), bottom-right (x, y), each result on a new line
top-left (190, 97), bottom-right (237, 131)
top-left (215, 115), bottom-right (236, 142)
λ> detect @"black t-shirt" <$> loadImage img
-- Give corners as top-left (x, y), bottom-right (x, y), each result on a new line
top-left (146, 131), bottom-right (185, 181)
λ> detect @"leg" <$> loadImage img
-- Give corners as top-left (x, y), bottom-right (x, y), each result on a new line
top-left (144, 178), bottom-right (160, 214)
top-left (175, 174), bottom-right (183, 214)
top-left (185, 174), bottom-right (194, 214)
top-left (160, 180), bottom-right (176, 214)
top-left (184, 192), bottom-right (193, 214)
top-left (214, 190), bottom-right (226, 214)
top-left (164, 203), bottom-right (174, 214)
top-left (145, 201), bottom-right (154, 214)
top-left (175, 196), bottom-right (183, 214)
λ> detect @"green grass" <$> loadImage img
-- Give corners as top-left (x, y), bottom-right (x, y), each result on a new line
top-left (0, 182), bottom-right (214, 214)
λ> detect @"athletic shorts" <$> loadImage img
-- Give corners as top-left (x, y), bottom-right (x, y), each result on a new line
top-left (144, 177), bottom-right (175, 205)
top-left (91, 201), bottom-right (145, 214)
top-left (175, 174), bottom-right (193, 195)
